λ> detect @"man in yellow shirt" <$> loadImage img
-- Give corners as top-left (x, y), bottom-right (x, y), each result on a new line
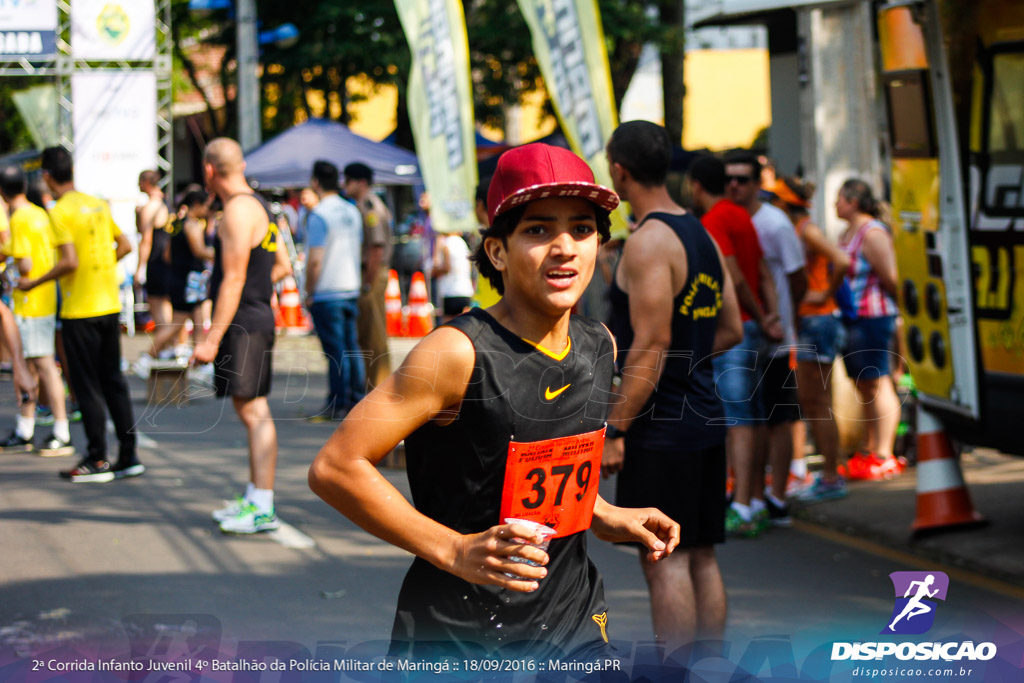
top-left (0, 165), bottom-right (74, 457)
top-left (20, 146), bottom-right (139, 483)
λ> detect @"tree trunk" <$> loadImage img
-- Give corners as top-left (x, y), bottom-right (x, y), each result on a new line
top-left (659, 0), bottom-right (685, 146)
top-left (610, 39), bottom-right (643, 115)
top-left (394, 82), bottom-right (415, 150)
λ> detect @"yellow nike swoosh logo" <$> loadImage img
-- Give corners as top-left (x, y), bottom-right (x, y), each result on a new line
top-left (545, 384), bottom-right (571, 401)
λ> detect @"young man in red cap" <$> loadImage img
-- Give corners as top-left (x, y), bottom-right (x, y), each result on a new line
top-left (310, 143), bottom-right (679, 661)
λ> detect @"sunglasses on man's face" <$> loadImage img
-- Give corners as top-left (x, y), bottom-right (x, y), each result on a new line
top-left (726, 175), bottom-right (753, 185)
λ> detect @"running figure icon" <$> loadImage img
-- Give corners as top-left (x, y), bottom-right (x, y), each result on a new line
top-left (888, 574), bottom-right (939, 631)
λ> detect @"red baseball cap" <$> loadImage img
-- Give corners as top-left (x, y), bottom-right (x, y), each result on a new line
top-left (487, 143), bottom-right (619, 225)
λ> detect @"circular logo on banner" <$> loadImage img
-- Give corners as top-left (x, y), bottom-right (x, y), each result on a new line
top-left (97, 4), bottom-right (130, 45)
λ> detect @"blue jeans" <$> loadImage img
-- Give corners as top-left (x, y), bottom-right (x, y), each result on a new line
top-left (712, 320), bottom-right (767, 425)
top-left (310, 298), bottom-right (365, 412)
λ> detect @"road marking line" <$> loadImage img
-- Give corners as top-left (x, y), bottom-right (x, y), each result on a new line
top-left (269, 521), bottom-right (316, 549)
top-left (793, 520), bottom-right (1024, 600)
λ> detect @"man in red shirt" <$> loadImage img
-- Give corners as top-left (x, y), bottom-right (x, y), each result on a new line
top-left (689, 155), bottom-right (783, 538)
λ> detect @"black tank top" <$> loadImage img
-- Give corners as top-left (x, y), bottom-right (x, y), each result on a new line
top-left (609, 211), bottom-right (726, 450)
top-left (393, 308), bottom-right (615, 659)
top-left (167, 217), bottom-right (206, 277)
top-left (147, 217), bottom-right (173, 271)
top-left (209, 193), bottom-right (278, 332)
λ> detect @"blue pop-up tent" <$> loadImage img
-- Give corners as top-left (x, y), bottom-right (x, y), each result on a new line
top-left (244, 118), bottom-right (422, 188)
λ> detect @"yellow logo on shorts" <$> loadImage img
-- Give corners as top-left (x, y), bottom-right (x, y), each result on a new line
top-left (592, 612), bottom-right (609, 643)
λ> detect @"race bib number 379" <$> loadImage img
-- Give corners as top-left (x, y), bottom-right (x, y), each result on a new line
top-left (499, 427), bottom-right (605, 538)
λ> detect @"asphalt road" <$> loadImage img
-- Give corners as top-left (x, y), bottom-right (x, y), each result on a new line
top-left (0, 335), bottom-right (1021, 681)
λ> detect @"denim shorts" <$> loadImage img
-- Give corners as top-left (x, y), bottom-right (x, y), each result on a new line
top-left (712, 320), bottom-right (766, 424)
top-left (796, 313), bottom-right (845, 363)
top-left (842, 315), bottom-right (896, 380)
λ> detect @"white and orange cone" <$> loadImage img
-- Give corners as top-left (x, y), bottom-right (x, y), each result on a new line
top-left (277, 276), bottom-right (310, 333)
top-left (385, 269), bottom-right (403, 337)
top-left (405, 271), bottom-right (434, 338)
top-left (911, 407), bottom-right (986, 534)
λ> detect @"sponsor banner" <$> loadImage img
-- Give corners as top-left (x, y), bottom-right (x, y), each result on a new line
top-left (0, 0), bottom-right (58, 59)
top-left (71, 0), bottom-right (155, 60)
top-left (516, 0), bottom-right (627, 236)
top-left (72, 71), bottom-right (157, 276)
top-left (394, 0), bottom-right (477, 234)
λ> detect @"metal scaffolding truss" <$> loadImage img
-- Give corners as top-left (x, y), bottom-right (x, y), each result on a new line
top-left (0, 0), bottom-right (173, 190)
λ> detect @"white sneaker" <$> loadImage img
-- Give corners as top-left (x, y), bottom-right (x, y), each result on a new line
top-left (173, 344), bottom-right (192, 362)
top-left (133, 353), bottom-right (153, 380)
top-left (219, 502), bottom-right (279, 534)
top-left (191, 363), bottom-right (215, 389)
top-left (212, 496), bottom-right (246, 523)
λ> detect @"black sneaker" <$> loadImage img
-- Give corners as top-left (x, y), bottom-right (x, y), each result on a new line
top-left (59, 458), bottom-right (115, 483)
top-left (0, 430), bottom-right (34, 453)
top-left (112, 460), bottom-right (146, 480)
top-left (38, 434), bottom-right (75, 458)
top-left (764, 496), bottom-right (792, 528)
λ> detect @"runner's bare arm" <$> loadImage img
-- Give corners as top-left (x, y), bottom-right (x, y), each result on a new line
top-left (0, 301), bottom-right (37, 404)
top-left (18, 243), bottom-right (77, 291)
top-left (802, 221), bottom-right (850, 305)
top-left (185, 217), bottom-right (215, 261)
top-left (606, 223), bottom-right (676, 432)
top-left (309, 327), bottom-right (551, 592)
top-left (305, 247), bottom-right (323, 304)
top-left (115, 233), bottom-right (132, 261)
top-left (862, 228), bottom-right (899, 297)
top-left (724, 254), bottom-right (765, 325)
top-left (590, 495), bottom-right (679, 562)
top-left (710, 237), bottom-right (743, 354)
top-left (757, 259), bottom-right (784, 340)
top-left (135, 202), bottom-right (159, 277)
top-left (192, 198), bottom-right (258, 363)
top-left (270, 237), bottom-right (292, 284)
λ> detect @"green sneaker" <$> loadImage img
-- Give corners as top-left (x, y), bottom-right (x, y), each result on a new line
top-left (725, 507), bottom-right (759, 538)
top-left (753, 506), bottom-right (772, 533)
top-left (219, 502), bottom-right (280, 534)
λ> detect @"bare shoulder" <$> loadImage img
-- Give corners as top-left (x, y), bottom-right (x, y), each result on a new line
top-left (621, 217), bottom-right (683, 268)
top-left (394, 325), bottom-right (476, 405)
top-left (221, 195), bottom-right (264, 236)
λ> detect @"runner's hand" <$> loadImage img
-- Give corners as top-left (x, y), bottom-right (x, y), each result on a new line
top-left (803, 290), bottom-right (829, 307)
top-left (446, 522), bottom-right (549, 593)
top-left (16, 277), bottom-right (35, 292)
top-left (761, 313), bottom-right (784, 341)
top-left (191, 339), bottom-right (218, 365)
top-left (13, 366), bottom-right (37, 405)
top-left (601, 436), bottom-right (625, 478)
top-left (591, 504), bottom-right (679, 562)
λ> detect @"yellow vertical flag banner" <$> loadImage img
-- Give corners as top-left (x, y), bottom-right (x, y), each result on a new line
top-left (395, 0), bottom-right (478, 234)
top-left (516, 0), bottom-right (628, 237)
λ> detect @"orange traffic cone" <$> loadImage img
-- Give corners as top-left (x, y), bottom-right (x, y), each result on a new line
top-left (386, 269), bottom-right (403, 337)
top-left (277, 276), bottom-right (310, 333)
top-left (911, 407), bottom-right (986, 534)
top-left (405, 271), bottom-right (434, 337)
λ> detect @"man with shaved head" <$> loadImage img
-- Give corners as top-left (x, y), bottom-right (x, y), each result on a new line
top-left (193, 137), bottom-right (292, 534)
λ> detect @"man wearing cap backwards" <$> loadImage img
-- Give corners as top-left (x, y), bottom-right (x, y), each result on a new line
top-left (602, 121), bottom-right (743, 650)
top-left (310, 143), bottom-right (679, 661)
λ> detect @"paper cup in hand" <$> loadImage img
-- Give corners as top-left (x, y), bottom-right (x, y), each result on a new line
top-left (504, 518), bottom-right (556, 580)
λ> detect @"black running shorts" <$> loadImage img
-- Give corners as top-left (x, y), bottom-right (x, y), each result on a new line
top-left (214, 326), bottom-right (274, 399)
top-left (616, 442), bottom-right (727, 549)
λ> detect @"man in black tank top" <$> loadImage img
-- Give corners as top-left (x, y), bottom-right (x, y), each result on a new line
top-left (604, 122), bottom-right (743, 650)
top-left (310, 144), bottom-right (680, 662)
top-left (194, 138), bottom-right (292, 535)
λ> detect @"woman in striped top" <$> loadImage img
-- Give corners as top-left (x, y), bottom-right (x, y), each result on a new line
top-left (836, 179), bottom-right (903, 481)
